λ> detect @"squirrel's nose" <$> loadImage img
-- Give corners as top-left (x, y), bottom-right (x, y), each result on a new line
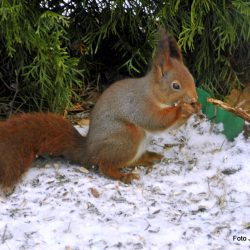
top-left (183, 95), bottom-right (197, 104)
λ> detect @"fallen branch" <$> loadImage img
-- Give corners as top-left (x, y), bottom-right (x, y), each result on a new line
top-left (207, 98), bottom-right (250, 123)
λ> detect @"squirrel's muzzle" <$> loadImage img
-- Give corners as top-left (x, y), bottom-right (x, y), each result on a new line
top-left (183, 95), bottom-right (198, 104)
top-left (182, 95), bottom-right (201, 114)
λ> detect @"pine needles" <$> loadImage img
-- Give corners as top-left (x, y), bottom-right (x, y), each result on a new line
top-left (0, 0), bottom-right (249, 115)
top-left (0, 0), bottom-right (83, 114)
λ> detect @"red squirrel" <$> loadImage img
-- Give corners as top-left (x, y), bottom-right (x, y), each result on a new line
top-left (0, 29), bottom-right (200, 194)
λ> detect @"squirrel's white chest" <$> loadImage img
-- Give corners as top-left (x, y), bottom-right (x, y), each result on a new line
top-left (130, 131), bottom-right (151, 164)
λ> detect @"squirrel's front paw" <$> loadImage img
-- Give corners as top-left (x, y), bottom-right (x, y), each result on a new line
top-left (180, 103), bottom-right (196, 119)
top-left (180, 102), bottom-right (201, 118)
top-left (192, 102), bottom-right (201, 113)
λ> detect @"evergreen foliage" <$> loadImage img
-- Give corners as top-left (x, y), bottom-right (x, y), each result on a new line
top-left (0, 0), bottom-right (83, 114)
top-left (0, 0), bottom-right (249, 115)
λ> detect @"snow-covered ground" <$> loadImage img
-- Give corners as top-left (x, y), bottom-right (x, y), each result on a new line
top-left (1, 116), bottom-right (250, 250)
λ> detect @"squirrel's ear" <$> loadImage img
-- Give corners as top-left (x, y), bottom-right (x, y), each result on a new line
top-left (152, 28), bottom-right (182, 74)
top-left (168, 35), bottom-right (182, 61)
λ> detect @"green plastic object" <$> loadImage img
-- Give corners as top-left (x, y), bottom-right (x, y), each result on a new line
top-left (197, 87), bottom-right (245, 141)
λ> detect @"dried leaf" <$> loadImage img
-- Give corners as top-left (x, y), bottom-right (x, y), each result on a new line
top-left (90, 188), bottom-right (101, 198)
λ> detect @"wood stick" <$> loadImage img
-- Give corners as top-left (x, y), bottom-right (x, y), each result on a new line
top-left (207, 98), bottom-right (250, 122)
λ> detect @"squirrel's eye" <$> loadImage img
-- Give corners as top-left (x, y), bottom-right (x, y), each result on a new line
top-left (170, 81), bottom-right (181, 91)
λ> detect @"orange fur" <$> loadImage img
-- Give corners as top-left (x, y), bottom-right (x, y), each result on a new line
top-left (0, 113), bottom-right (85, 192)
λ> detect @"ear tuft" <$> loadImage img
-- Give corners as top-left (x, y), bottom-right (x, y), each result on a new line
top-left (152, 28), bottom-right (183, 71)
top-left (155, 28), bottom-right (170, 56)
top-left (168, 36), bottom-right (182, 61)
top-left (152, 28), bottom-right (170, 72)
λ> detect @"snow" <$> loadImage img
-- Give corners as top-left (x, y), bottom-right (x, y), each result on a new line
top-left (1, 116), bottom-right (250, 250)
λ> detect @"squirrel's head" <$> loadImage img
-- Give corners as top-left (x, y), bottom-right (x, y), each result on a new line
top-left (151, 29), bottom-right (198, 108)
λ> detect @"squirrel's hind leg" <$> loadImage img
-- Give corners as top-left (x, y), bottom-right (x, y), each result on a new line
top-left (89, 125), bottom-right (145, 183)
top-left (130, 151), bottom-right (163, 174)
top-left (132, 151), bottom-right (163, 168)
top-left (98, 151), bottom-right (163, 183)
top-left (96, 141), bottom-right (140, 183)
top-left (99, 163), bottom-right (139, 184)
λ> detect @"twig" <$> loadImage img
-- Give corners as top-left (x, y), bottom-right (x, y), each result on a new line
top-left (177, 212), bottom-right (185, 223)
top-left (207, 98), bottom-right (250, 122)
